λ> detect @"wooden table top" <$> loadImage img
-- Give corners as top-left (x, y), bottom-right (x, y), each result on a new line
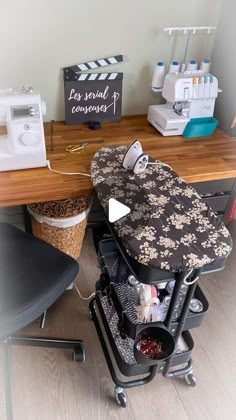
top-left (1, 115), bottom-right (236, 207)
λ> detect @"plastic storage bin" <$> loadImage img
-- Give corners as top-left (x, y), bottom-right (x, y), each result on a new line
top-left (183, 117), bottom-right (219, 138)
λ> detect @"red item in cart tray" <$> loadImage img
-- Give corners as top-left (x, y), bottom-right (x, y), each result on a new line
top-left (137, 338), bottom-right (166, 360)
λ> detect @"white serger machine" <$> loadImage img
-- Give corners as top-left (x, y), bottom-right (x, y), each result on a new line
top-left (0, 87), bottom-right (47, 171)
top-left (147, 72), bottom-right (219, 136)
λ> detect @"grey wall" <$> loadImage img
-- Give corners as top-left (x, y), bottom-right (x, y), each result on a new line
top-left (211, 0), bottom-right (236, 135)
top-left (0, 0), bottom-right (222, 121)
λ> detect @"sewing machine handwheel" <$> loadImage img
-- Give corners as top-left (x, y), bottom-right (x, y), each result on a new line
top-left (133, 153), bottom-right (149, 174)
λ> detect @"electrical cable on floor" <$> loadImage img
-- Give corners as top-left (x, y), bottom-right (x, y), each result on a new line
top-left (74, 283), bottom-right (95, 300)
top-left (47, 160), bottom-right (91, 177)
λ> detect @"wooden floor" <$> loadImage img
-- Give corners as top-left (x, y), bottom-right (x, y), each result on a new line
top-left (1, 224), bottom-right (236, 420)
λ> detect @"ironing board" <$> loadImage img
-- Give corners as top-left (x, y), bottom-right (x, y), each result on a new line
top-left (91, 145), bottom-right (233, 272)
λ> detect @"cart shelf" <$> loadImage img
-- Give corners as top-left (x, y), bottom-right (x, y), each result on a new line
top-left (95, 292), bottom-right (194, 377)
top-left (98, 238), bottom-right (209, 339)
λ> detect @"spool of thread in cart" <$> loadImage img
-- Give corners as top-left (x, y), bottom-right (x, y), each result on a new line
top-left (187, 60), bottom-right (198, 71)
top-left (200, 59), bottom-right (211, 73)
top-left (169, 61), bottom-right (181, 74)
top-left (151, 61), bottom-right (165, 90)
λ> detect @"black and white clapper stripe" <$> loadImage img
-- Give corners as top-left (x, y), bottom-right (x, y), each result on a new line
top-left (63, 55), bottom-right (123, 81)
top-left (76, 55), bottom-right (123, 71)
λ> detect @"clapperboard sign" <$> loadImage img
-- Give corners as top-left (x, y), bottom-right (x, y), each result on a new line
top-left (63, 55), bottom-right (123, 125)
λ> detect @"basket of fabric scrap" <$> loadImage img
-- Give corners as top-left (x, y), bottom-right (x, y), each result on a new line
top-left (28, 196), bottom-right (91, 259)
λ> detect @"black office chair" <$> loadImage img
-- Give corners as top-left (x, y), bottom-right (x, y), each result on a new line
top-left (0, 222), bottom-right (85, 420)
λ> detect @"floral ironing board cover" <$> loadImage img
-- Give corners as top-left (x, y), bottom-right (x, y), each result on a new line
top-left (91, 145), bottom-right (232, 272)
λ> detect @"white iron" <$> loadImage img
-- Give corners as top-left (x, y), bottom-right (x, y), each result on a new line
top-left (122, 140), bottom-right (148, 174)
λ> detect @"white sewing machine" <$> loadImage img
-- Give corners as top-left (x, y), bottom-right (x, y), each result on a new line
top-left (0, 87), bottom-right (47, 171)
top-left (147, 72), bottom-right (219, 136)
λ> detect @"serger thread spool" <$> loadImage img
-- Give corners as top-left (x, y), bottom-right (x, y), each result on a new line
top-left (200, 59), bottom-right (211, 73)
top-left (187, 60), bottom-right (198, 71)
top-left (151, 61), bottom-right (165, 91)
top-left (169, 61), bottom-right (181, 74)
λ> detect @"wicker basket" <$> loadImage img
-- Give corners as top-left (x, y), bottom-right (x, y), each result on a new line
top-left (28, 197), bottom-right (91, 259)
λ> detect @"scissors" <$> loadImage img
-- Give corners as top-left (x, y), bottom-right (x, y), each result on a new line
top-left (65, 142), bottom-right (89, 154)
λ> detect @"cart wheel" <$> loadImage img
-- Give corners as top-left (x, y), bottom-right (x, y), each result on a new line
top-left (114, 386), bottom-right (128, 408)
top-left (185, 373), bottom-right (197, 387)
top-left (72, 345), bottom-right (85, 363)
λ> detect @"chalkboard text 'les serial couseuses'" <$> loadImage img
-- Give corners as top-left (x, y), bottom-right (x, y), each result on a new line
top-left (68, 86), bottom-right (120, 115)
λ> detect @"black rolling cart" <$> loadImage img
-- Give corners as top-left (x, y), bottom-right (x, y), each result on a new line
top-left (89, 143), bottom-right (232, 408)
top-left (89, 230), bottom-right (226, 408)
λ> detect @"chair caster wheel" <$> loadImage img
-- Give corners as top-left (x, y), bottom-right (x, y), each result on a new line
top-left (185, 373), bottom-right (197, 387)
top-left (114, 386), bottom-right (128, 408)
top-left (72, 344), bottom-right (85, 363)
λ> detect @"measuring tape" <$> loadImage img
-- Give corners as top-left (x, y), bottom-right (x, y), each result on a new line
top-left (63, 55), bottom-right (123, 81)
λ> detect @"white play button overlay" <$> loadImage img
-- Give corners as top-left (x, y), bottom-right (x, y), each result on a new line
top-left (108, 198), bottom-right (131, 223)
